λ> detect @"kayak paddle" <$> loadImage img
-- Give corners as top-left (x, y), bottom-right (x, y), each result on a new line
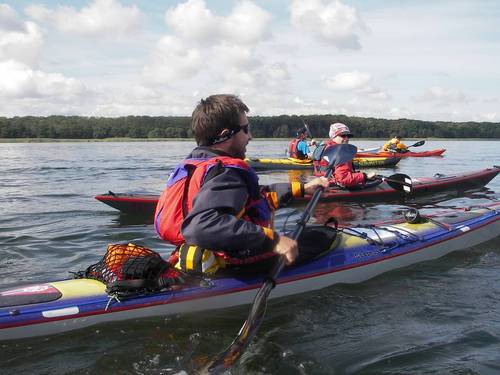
top-left (302, 120), bottom-right (313, 139)
top-left (375, 173), bottom-right (413, 193)
top-left (203, 145), bottom-right (341, 374)
top-left (408, 140), bottom-right (425, 148)
top-left (333, 144), bottom-right (358, 165)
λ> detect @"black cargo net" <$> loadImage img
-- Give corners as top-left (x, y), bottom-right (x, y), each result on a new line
top-left (82, 243), bottom-right (169, 284)
top-left (74, 243), bottom-right (184, 299)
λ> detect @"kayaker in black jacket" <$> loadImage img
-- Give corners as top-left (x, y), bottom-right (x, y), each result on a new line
top-left (154, 94), bottom-right (328, 274)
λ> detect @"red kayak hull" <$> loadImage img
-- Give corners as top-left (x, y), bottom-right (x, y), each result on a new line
top-left (301, 166), bottom-right (498, 203)
top-left (95, 167), bottom-right (499, 214)
top-left (355, 149), bottom-right (446, 158)
top-left (95, 193), bottom-right (159, 215)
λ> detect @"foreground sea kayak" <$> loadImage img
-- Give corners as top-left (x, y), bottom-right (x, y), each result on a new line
top-left (94, 167), bottom-right (500, 214)
top-left (1, 202), bottom-right (499, 341)
top-left (246, 156), bottom-right (400, 170)
top-left (355, 149), bottom-right (446, 158)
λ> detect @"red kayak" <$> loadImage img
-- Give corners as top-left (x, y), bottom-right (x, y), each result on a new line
top-left (95, 167), bottom-right (499, 214)
top-left (355, 149), bottom-right (446, 158)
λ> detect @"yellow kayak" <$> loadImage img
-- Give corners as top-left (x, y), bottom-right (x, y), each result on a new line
top-left (245, 156), bottom-right (400, 170)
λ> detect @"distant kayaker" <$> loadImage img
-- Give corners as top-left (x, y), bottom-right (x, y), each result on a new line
top-left (288, 127), bottom-right (316, 159)
top-left (313, 122), bottom-right (376, 189)
top-left (154, 94), bottom-right (328, 274)
top-left (383, 135), bottom-right (408, 153)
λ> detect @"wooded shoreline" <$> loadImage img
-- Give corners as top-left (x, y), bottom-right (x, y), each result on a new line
top-left (1, 114), bottom-right (499, 139)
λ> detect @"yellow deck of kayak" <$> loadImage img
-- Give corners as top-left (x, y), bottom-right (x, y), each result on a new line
top-left (245, 157), bottom-right (393, 166)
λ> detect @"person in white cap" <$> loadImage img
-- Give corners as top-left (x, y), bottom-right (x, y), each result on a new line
top-left (313, 122), bottom-right (376, 188)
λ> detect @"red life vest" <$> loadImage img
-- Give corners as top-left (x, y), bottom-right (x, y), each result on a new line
top-left (288, 138), bottom-right (301, 159)
top-left (154, 156), bottom-right (274, 251)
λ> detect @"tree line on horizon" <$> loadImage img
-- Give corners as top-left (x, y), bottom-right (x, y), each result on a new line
top-left (0, 115), bottom-right (499, 139)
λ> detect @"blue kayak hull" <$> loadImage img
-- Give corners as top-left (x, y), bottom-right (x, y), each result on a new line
top-left (1, 202), bottom-right (499, 341)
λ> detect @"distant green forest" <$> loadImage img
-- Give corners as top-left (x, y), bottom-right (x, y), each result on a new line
top-left (1, 115), bottom-right (499, 139)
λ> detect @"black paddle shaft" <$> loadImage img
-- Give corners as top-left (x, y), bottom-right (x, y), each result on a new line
top-left (204, 150), bottom-right (337, 374)
top-left (268, 167), bottom-right (332, 280)
top-left (302, 120), bottom-right (313, 139)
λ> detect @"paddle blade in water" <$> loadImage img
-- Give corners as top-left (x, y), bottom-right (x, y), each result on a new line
top-left (203, 283), bottom-right (273, 374)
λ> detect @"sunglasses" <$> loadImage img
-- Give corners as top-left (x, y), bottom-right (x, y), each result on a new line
top-left (240, 123), bottom-right (250, 134)
top-left (209, 123), bottom-right (250, 145)
top-left (339, 134), bottom-right (351, 138)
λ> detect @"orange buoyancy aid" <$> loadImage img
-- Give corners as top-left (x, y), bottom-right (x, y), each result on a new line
top-left (154, 156), bottom-right (274, 248)
top-left (384, 138), bottom-right (408, 152)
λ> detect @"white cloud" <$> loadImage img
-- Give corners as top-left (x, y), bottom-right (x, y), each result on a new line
top-left (146, 0), bottom-right (272, 85)
top-left (165, 0), bottom-right (271, 46)
top-left (0, 3), bottom-right (24, 32)
top-left (165, 0), bottom-right (218, 44)
top-left (211, 43), bottom-right (259, 70)
top-left (265, 63), bottom-right (291, 81)
top-left (359, 86), bottom-right (391, 100)
top-left (221, 0), bottom-right (272, 45)
top-left (477, 113), bottom-right (497, 121)
top-left (389, 106), bottom-right (416, 119)
top-left (289, 0), bottom-right (365, 49)
top-left (0, 60), bottom-right (86, 98)
top-left (142, 35), bottom-right (202, 84)
top-left (223, 68), bottom-right (257, 87)
top-left (321, 71), bottom-right (390, 101)
top-left (0, 5), bottom-right (43, 66)
top-left (0, 1), bottom-right (496, 122)
top-left (25, 0), bottom-right (143, 38)
top-left (323, 71), bottom-right (371, 90)
top-left (418, 86), bottom-right (468, 103)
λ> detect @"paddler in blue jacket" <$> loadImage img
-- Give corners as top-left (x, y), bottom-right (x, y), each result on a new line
top-left (288, 127), bottom-right (315, 159)
top-left (155, 94), bottom-right (328, 274)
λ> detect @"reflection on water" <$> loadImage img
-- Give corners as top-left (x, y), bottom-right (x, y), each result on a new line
top-left (313, 202), bottom-right (371, 226)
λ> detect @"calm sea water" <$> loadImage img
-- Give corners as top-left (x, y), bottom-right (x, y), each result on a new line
top-left (1, 139), bottom-right (499, 375)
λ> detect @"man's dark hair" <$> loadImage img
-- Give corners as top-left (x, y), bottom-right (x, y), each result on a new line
top-left (297, 127), bottom-right (307, 137)
top-left (191, 94), bottom-right (249, 146)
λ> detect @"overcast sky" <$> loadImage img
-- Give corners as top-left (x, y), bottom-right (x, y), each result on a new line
top-left (1, 0), bottom-right (499, 121)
